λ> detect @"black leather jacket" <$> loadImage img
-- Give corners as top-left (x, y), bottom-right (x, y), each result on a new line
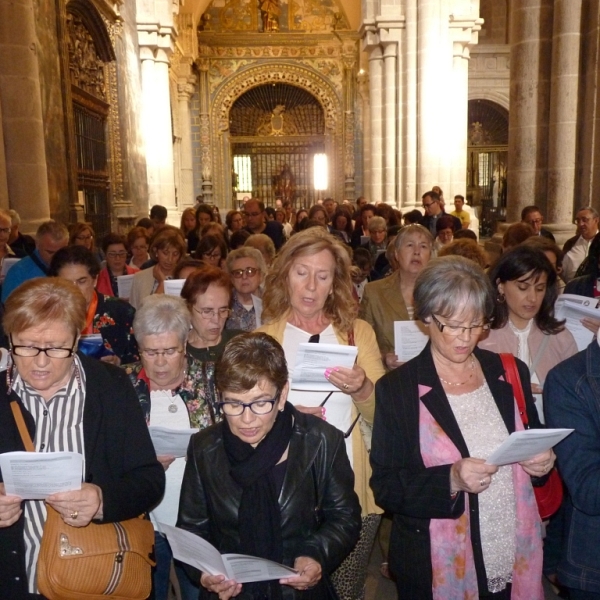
top-left (177, 405), bottom-right (361, 599)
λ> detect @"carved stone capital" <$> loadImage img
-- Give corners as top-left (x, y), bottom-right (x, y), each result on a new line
top-left (448, 14), bottom-right (484, 59)
top-left (177, 79), bottom-right (196, 100)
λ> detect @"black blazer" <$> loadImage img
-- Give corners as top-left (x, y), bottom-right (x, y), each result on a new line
top-left (370, 344), bottom-right (541, 599)
top-left (0, 354), bottom-right (165, 599)
top-left (177, 407), bottom-right (361, 600)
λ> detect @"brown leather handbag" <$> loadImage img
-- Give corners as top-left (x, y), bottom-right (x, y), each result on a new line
top-left (10, 400), bottom-right (156, 600)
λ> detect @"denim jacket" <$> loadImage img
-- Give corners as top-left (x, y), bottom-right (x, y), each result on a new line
top-left (545, 340), bottom-right (600, 593)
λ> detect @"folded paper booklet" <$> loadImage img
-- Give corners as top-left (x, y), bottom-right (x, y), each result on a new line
top-left (485, 429), bottom-right (574, 466)
top-left (160, 523), bottom-right (298, 583)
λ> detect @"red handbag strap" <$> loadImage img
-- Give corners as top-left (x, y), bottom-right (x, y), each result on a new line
top-left (499, 353), bottom-right (529, 427)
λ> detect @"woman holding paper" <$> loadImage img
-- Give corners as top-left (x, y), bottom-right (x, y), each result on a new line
top-left (178, 332), bottom-right (361, 599)
top-left (95, 232), bottom-right (138, 298)
top-left (257, 227), bottom-right (384, 600)
top-left (125, 293), bottom-right (219, 599)
top-left (49, 245), bottom-right (139, 365)
top-left (0, 277), bottom-right (164, 599)
top-left (370, 256), bottom-right (554, 599)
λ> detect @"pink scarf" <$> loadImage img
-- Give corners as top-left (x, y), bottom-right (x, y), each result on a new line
top-left (418, 384), bottom-right (543, 600)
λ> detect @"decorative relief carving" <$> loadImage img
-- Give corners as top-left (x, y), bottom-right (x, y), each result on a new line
top-left (200, 114), bottom-right (212, 180)
top-left (256, 105), bottom-right (299, 136)
top-left (344, 111), bottom-right (355, 179)
top-left (198, 44), bottom-right (347, 60)
top-left (288, 0), bottom-right (349, 32)
top-left (106, 59), bottom-right (124, 204)
top-left (260, 0), bottom-right (281, 32)
top-left (66, 13), bottom-right (106, 100)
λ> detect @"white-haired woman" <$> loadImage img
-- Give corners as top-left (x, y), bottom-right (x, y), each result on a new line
top-left (225, 247), bottom-right (266, 332)
top-left (124, 294), bottom-right (220, 600)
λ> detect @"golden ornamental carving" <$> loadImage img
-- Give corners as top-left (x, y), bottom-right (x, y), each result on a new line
top-left (66, 13), bottom-right (106, 100)
top-left (106, 59), bottom-right (124, 204)
top-left (260, 0), bottom-right (280, 32)
top-left (198, 44), bottom-right (347, 60)
top-left (256, 105), bottom-right (299, 136)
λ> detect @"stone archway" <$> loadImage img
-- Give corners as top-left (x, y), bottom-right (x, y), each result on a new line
top-left (208, 63), bottom-right (344, 207)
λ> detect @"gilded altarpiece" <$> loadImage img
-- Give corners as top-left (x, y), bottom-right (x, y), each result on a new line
top-left (197, 0), bottom-right (358, 206)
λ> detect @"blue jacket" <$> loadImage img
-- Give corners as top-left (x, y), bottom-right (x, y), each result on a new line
top-left (545, 340), bottom-right (600, 593)
top-left (1, 250), bottom-right (46, 302)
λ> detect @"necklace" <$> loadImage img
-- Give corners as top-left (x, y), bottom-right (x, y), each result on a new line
top-left (438, 355), bottom-right (476, 387)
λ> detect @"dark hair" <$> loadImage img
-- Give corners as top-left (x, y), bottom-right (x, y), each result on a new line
top-left (375, 204), bottom-right (400, 227)
top-left (438, 239), bottom-right (487, 269)
top-left (332, 207), bottom-right (354, 236)
top-left (246, 199), bottom-right (265, 212)
top-left (488, 246), bottom-right (564, 334)
top-left (403, 209), bottom-right (423, 225)
top-left (352, 246), bottom-right (372, 270)
top-left (195, 233), bottom-right (228, 261)
top-left (101, 232), bottom-right (128, 254)
top-left (215, 332), bottom-right (288, 394)
top-left (225, 210), bottom-right (243, 230)
top-left (265, 207), bottom-right (276, 220)
top-left (454, 195), bottom-right (465, 202)
top-left (453, 229), bottom-right (477, 241)
top-left (174, 258), bottom-right (205, 279)
top-left (49, 245), bottom-right (101, 278)
top-left (502, 222), bottom-right (535, 250)
top-left (127, 226), bottom-right (150, 248)
top-left (522, 236), bottom-right (564, 270)
top-left (573, 232), bottom-right (600, 278)
top-left (150, 205), bottom-right (168, 221)
top-left (422, 190), bottom-right (440, 203)
top-left (360, 203), bottom-right (377, 218)
top-left (308, 205), bottom-right (327, 220)
top-left (521, 205), bottom-right (542, 221)
top-left (230, 229), bottom-right (251, 249)
top-left (136, 217), bottom-right (153, 230)
top-left (195, 203), bottom-right (215, 227)
top-left (436, 215), bottom-right (456, 233)
top-left (181, 265), bottom-right (232, 307)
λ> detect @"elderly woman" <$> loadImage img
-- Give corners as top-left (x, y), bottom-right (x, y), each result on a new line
top-left (0, 278), bottom-right (164, 599)
top-left (181, 266), bottom-right (243, 362)
top-left (245, 233), bottom-right (277, 268)
top-left (359, 223), bottom-right (433, 370)
top-left (371, 256), bottom-right (554, 599)
top-left (225, 247), bottom-right (266, 332)
top-left (125, 294), bottom-right (219, 600)
top-left (257, 227), bottom-right (385, 600)
top-left (129, 228), bottom-right (187, 309)
top-left (361, 216), bottom-right (387, 261)
top-left (96, 232), bottom-right (138, 298)
top-left (178, 332), bottom-right (361, 599)
top-left (49, 246), bottom-right (139, 365)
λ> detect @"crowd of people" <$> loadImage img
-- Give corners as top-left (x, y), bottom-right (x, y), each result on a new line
top-left (0, 195), bottom-right (598, 600)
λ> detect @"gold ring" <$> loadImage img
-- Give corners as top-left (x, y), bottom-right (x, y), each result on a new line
top-left (479, 478), bottom-right (486, 487)
top-left (343, 383), bottom-right (349, 390)
top-left (70, 511), bottom-right (78, 520)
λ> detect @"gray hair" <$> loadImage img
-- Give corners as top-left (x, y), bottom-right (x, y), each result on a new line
top-left (414, 256), bottom-right (494, 323)
top-left (36, 220), bottom-right (68, 241)
top-left (6, 209), bottom-right (19, 226)
top-left (226, 247), bottom-right (267, 278)
top-left (577, 206), bottom-right (599, 219)
top-left (367, 216), bottom-right (387, 233)
top-left (394, 223), bottom-right (433, 252)
top-left (133, 294), bottom-right (191, 346)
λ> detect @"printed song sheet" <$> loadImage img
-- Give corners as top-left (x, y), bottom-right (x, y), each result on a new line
top-left (148, 426), bottom-right (198, 458)
top-left (486, 429), bottom-right (574, 466)
top-left (394, 321), bottom-right (429, 362)
top-left (291, 344), bottom-right (357, 391)
top-left (555, 294), bottom-right (600, 351)
top-left (116, 274), bottom-right (135, 299)
top-left (164, 278), bottom-right (186, 297)
top-left (160, 524), bottom-right (298, 583)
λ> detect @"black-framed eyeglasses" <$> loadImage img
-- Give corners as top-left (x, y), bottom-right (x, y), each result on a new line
top-left (10, 335), bottom-right (76, 359)
top-left (422, 201), bottom-right (437, 209)
top-left (431, 314), bottom-right (490, 336)
top-left (218, 393), bottom-right (280, 416)
top-left (230, 267), bottom-right (260, 279)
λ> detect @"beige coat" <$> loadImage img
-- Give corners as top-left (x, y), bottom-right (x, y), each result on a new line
top-left (257, 315), bottom-right (385, 515)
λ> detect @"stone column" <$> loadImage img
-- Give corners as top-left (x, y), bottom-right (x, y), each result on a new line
top-left (506, 0), bottom-right (554, 222)
top-left (404, 0), bottom-right (418, 209)
top-left (368, 44), bottom-right (383, 204)
top-left (343, 54), bottom-right (356, 200)
top-left (177, 73), bottom-right (197, 210)
top-left (0, 101), bottom-right (8, 208)
top-left (196, 60), bottom-right (213, 205)
top-left (383, 42), bottom-right (397, 205)
top-left (0, 0), bottom-right (50, 228)
top-left (546, 0), bottom-right (582, 230)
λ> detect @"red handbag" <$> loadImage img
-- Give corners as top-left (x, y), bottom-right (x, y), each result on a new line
top-left (499, 353), bottom-right (563, 519)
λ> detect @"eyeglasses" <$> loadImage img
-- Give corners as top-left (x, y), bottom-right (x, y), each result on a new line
top-left (193, 306), bottom-right (231, 320)
top-left (106, 251), bottom-right (127, 259)
top-left (422, 201), bottom-right (437, 209)
top-left (526, 219), bottom-right (542, 225)
top-left (10, 335), bottom-right (76, 359)
top-left (203, 252), bottom-right (221, 260)
top-left (139, 347), bottom-right (184, 358)
top-left (431, 314), bottom-right (490, 336)
top-left (218, 393), bottom-right (280, 416)
top-left (244, 212), bottom-right (262, 218)
top-left (575, 217), bottom-right (592, 223)
top-left (0, 227), bottom-right (10, 235)
top-left (230, 267), bottom-right (260, 278)
top-left (76, 234), bottom-right (93, 241)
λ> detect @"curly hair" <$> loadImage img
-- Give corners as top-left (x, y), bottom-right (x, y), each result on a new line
top-left (261, 228), bottom-right (357, 332)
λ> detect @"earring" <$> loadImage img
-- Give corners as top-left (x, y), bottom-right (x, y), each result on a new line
top-left (496, 292), bottom-right (506, 304)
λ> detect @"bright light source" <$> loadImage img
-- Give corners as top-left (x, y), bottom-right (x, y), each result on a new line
top-left (314, 154), bottom-right (328, 190)
top-left (233, 156), bottom-right (252, 192)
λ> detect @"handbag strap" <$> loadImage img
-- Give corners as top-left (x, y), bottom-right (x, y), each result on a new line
top-left (499, 353), bottom-right (529, 428)
top-left (10, 400), bottom-right (35, 452)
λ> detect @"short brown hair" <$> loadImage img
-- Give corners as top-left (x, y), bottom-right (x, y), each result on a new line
top-left (438, 239), bottom-right (488, 269)
top-left (127, 226), bottom-right (150, 249)
top-left (4, 277), bottom-right (86, 337)
top-left (216, 332), bottom-right (288, 394)
top-left (180, 265), bottom-right (232, 308)
top-left (150, 227), bottom-right (187, 259)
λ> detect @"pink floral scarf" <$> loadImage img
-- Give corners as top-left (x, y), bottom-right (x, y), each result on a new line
top-left (418, 385), bottom-right (543, 600)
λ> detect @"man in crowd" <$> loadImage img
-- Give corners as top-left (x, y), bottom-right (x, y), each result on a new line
top-left (322, 197), bottom-right (337, 223)
top-left (2, 220), bottom-right (68, 302)
top-left (420, 190), bottom-right (461, 237)
top-left (562, 207), bottom-right (600, 282)
top-left (450, 195), bottom-right (471, 230)
top-left (521, 205), bottom-right (555, 242)
top-left (150, 204), bottom-right (168, 230)
top-left (351, 203), bottom-right (376, 248)
top-left (243, 198), bottom-right (285, 250)
top-left (7, 209), bottom-right (35, 257)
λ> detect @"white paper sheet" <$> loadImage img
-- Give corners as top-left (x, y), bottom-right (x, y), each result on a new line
top-left (291, 343), bottom-right (358, 391)
top-left (485, 429), bottom-right (574, 466)
top-left (1, 257), bottom-right (20, 280)
top-left (148, 426), bottom-right (198, 457)
top-left (160, 523), bottom-right (298, 583)
top-left (394, 320), bottom-right (429, 362)
top-left (164, 278), bottom-right (186, 297)
top-left (555, 294), bottom-right (600, 351)
top-left (0, 451), bottom-right (83, 499)
top-left (116, 273), bottom-right (135, 299)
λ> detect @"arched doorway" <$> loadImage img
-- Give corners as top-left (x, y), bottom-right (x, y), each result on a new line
top-left (230, 83), bottom-right (326, 207)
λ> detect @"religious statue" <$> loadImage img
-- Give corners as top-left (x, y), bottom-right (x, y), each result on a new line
top-left (260, 0), bottom-right (280, 32)
top-left (273, 164), bottom-right (295, 204)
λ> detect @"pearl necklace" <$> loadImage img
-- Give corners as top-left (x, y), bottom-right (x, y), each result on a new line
top-left (438, 355), bottom-right (476, 387)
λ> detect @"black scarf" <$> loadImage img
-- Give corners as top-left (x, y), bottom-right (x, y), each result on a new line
top-left (223, 401), bottom-right (294, 600)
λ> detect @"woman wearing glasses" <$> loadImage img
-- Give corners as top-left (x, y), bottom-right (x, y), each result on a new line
top-left (124, 294), bottom-right (220, 600)
top-left (0, 278), bottom-right (164, 599)
top-left (225, 247), bottom-right (266, 332)
top-left (371, 257), bottom-right (553, 599)
top-left (178, 332), bottom-right (361, 599)
top-left (181, 265), bottom-right (243, 363)
top-left (96, 232), bottom-right (138, 298)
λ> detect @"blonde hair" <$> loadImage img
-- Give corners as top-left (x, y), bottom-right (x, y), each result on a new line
top-left (3, 277), bottom-right (86, 337)
top-left (262, 228), bottom-right (357, 332)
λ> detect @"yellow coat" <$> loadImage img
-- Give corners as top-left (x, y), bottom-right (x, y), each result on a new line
top-left (257, 315), bottom-right (385, 515)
